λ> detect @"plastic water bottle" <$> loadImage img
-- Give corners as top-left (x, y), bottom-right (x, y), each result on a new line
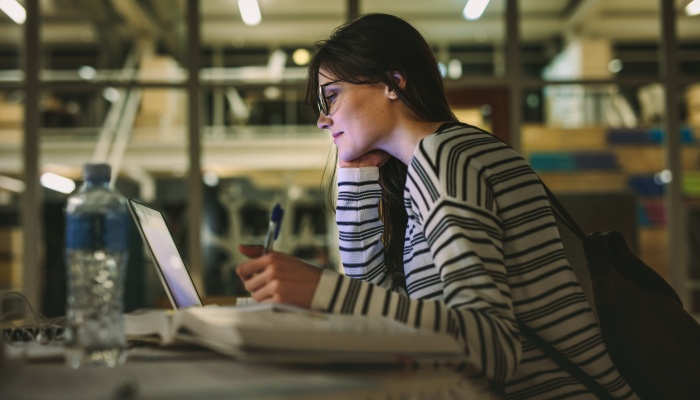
top-left (64, 163), bottom-right (129, 368)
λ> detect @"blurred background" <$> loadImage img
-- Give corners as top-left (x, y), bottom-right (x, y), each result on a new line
top-left (0, 0), bottom-right (699, 319)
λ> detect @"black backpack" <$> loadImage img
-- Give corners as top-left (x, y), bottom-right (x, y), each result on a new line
top-left (520, 187), bottom-right (700, 400)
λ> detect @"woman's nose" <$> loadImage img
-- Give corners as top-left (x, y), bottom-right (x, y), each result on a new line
top-left (317, 113), bottom-right (332, 130)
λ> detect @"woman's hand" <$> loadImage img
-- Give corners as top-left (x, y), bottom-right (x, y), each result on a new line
top-left (338, 150), bottom-right (391, 168)
top-left (236, 245), bottom-right (322, 308)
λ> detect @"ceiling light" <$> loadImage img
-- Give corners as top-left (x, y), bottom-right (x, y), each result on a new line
top-left (463, 0), bottom-right (490, 21)
top-left (654, 169), bottom-right (672, 185)
top-left (238, 0), bottom-right (262, 26)
top-left (263, 86), bottom-right (281, 100)
top-left (526, 93), bottom-right (540, 108)
top-left (686, 0), bottom-right (700, 16)
top-left (78, 65), bottom-right (96, 80)
top-left (267, 49), bottom-right (286, 79)
top-left (447, 59), bottom-right (462, 79)
top-left (203, 171), bottom-right (219, 187)
top-left (288, 185), bottom-right (303, 201)
top-left (608, 59), bottom-right (623, 74)
top-left (40, 172), bottom-right (76, 194)
top-left (0, 0), bottom-right (26, 24)
top-left (292, 48), bottom-right (311, 66)
top-left (103, 87), bottom-right (121, 103)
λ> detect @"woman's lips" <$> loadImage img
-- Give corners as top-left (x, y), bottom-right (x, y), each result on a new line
top-left (332, 131), bottom-right (343, 138)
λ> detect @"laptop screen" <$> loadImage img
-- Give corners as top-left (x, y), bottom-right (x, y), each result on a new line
top-left (128, 200), bottom-right (202, 308)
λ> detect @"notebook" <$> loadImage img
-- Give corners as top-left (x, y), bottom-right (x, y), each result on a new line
top-left (125, 200), bottom-right (465, 363)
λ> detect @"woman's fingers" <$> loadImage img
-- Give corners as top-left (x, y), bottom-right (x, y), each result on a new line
top-left (241, 266), bottom-right (272, 293)
top-left (236, 254), bottom-right (271, 279)
top-left (235, 249), bottom-right (323, 308)
top-left (250, 279), bottom-right (281, 303)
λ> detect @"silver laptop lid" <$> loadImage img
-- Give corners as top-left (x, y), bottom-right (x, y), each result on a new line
top-left (127, 199), bottom-right (202, 309)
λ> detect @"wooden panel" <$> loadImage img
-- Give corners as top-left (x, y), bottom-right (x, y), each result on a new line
top-left (0, 228), bottom-right (22, 289)
top-left (687, 84), bottom-right (700, 128)
top-left (0, 100), bottom-right (22, 129)
top-left (614, 147), bottom-right (700, 173)
top-left (538, 172), bottom-right (627, 192)
top-left (522, 125), bottom-right (607, 153)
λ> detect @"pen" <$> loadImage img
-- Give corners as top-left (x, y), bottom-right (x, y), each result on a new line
top-left (263, 203), bottom-right (284, 253)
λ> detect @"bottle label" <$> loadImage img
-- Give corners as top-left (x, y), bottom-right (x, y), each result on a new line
top-left (105, 211), bottom-right (129, 252)
top-left (66, 211), bottom-right (129, 252)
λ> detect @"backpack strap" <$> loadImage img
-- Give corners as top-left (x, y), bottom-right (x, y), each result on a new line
top-left (522, 183), bottom-right (614, 399)
top-left (518, 322), bottom-right (614, 400)
top-left (541, 184), bottom-right (587, 241)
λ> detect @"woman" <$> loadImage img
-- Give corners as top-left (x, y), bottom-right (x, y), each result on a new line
top-left (237, 14), bottom-right (636, 399)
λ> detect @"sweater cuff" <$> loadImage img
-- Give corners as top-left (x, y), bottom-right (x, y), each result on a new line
top-left (337, 166), bottom-right (380, 183)
top-left (310, 269), bottom-right (344, 312)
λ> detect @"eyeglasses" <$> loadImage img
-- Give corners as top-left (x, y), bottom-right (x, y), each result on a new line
top-left (316, 80), bottom-right (342, 116)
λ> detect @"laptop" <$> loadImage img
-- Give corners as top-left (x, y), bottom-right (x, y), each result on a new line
top-left (127, 199), bottom-right (203, 309)
top-left (127, 198), bottom-right (305, 314)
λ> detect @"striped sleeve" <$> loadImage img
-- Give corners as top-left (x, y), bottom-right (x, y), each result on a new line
top-left (421, 194), bottom-right (521, 383)
top-left (312, 197), bottom-right (520, 383)
top-left (334, 167), bottom-right (393, 290)
top-left (310, 168), bottom-right (521, 384)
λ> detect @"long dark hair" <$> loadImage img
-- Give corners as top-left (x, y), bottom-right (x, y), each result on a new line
top-left (306, 14), bottom-right (457, 289)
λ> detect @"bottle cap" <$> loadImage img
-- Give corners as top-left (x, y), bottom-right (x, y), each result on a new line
top-left (83, 163), bottom-right (111, 184)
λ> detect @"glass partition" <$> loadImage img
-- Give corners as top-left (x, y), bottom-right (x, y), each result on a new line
top-left (4, 0), bottom-right (696, 312)
top-left (40, 0), bottom-right (187, 85)
top-left (0, 89), bottom-right (23, 297)
top-left (37, 85), bottom-right (189, 313)
top-left (368, 0), bottom-right (505, 80)
top-left (521, 82), bottom-right (685, 279)
top-left (0, 12), bottom-right (23, 303)
top-left (199, 0), bottom-right (341, 296)
top-left (683, 81), bottom-right (700, 317)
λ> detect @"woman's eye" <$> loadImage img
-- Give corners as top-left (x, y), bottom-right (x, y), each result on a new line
top-left (326, 93), bottom-right (337, 103)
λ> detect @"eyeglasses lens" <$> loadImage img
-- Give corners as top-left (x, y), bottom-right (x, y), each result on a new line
top-left (317, 85), bottom-right (327, 115)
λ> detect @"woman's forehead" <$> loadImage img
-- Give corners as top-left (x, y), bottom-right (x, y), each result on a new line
top-left (318, 68), bottom-right (339, 85)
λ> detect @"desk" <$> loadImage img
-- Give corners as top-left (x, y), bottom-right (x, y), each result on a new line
top-left (0, 345), bottom-right (502, 399)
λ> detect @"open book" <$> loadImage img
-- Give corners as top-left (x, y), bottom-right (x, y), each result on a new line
top-left (125, 304), bottom-right (465, 364)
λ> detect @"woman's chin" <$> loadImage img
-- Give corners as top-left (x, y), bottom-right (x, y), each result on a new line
top-left (338, 151), bottom-right (356, 163)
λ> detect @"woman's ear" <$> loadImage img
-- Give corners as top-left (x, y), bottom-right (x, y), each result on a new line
top-left (384, 71), bottom-right (406, 100)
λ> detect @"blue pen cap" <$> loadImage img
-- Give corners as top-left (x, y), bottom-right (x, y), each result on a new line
top-left (271, 204), bottom-right (284, 239)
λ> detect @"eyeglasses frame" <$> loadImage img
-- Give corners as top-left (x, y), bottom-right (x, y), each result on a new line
top-left (316, 79), bottom-right (342, 116)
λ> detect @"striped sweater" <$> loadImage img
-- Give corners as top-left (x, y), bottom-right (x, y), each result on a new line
top-left (310, 123), bottom-right (637, 399)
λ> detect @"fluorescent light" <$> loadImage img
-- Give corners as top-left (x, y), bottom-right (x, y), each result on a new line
top-left (0, 175), bottom-right (25, 193)
top-left (0, 0), bottom-right (26, 24)
top-left (687, 0), bottom-right (700, 16)
top-left (238, 0), bottom-right (261, 26)
top-left (40, 172), bottom-right (76, 194)
top-left (463, 0), bottom-right (490, 21)
top-left (267, 49), bottom-right (286, 79)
